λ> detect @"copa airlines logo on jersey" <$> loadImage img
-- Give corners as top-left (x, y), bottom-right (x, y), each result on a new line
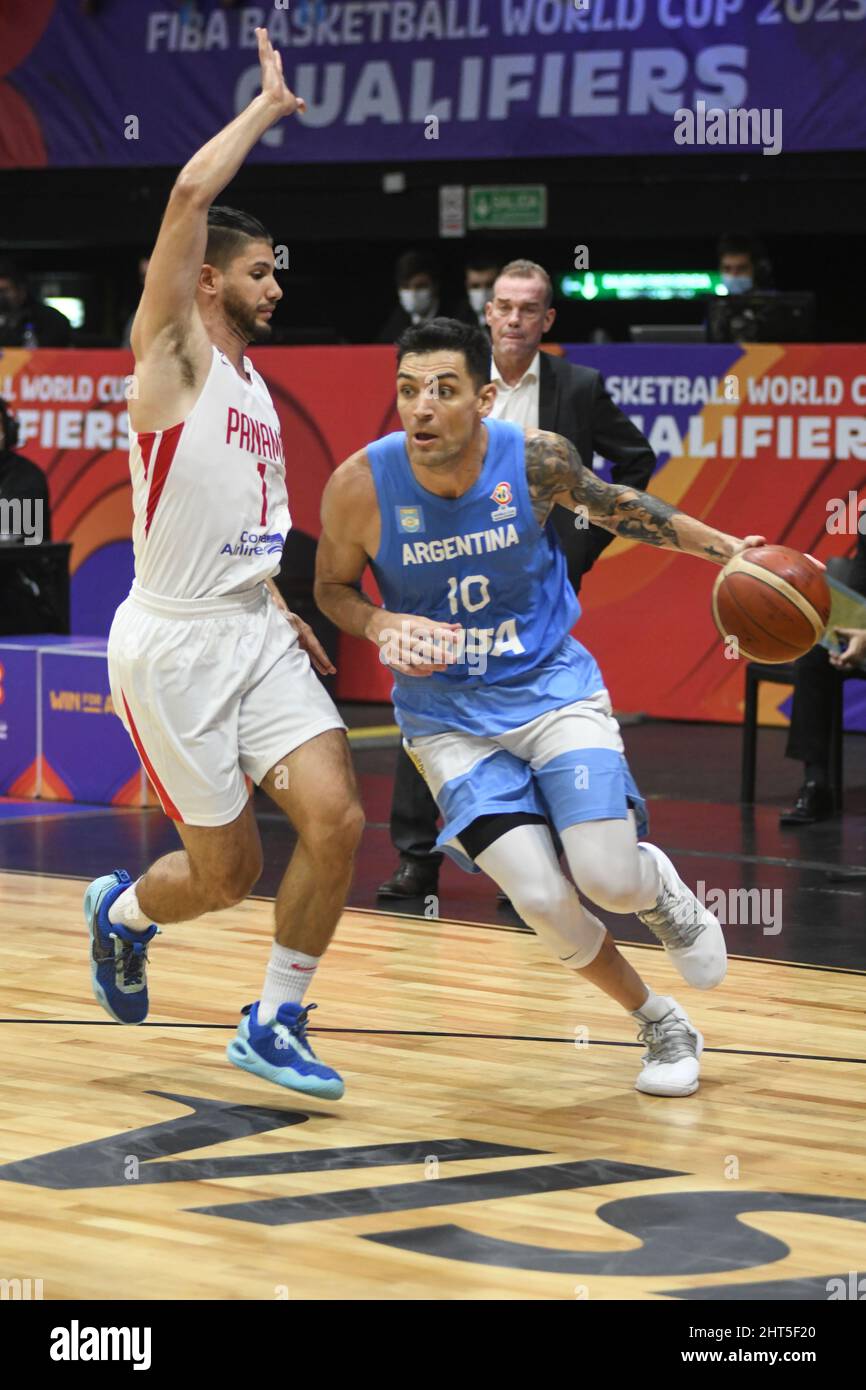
top-left (220, 529), bottom-right (285, 558)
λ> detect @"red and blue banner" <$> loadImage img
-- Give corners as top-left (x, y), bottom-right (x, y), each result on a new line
top-left (2, 342), bottom-right (865, 738)
top-left (0, 637), bottom-right (152, 804)
top-left (3, 0), bottom-right (866, 169)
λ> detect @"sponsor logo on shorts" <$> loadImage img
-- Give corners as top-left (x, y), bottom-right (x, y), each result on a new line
top-left (397, 506), bottom-right (424, 534)
top-left (490, 481), bottom-right (517, 522)
top-left (220, 530), bottom-right (285, 558)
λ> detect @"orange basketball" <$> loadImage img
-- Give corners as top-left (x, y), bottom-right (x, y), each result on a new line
top-left (711, 545), bottom-right (830, 663)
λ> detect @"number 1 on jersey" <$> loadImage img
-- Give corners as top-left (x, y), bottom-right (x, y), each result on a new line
top-left (257, 462), bottom-right (268, 527)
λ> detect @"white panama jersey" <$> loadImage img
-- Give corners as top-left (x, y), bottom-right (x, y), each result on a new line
top-left (127, 345), bottom-right (291, 599)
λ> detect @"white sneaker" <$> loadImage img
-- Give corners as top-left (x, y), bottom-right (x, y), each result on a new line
top-left (636, 842), bottom-right (727, 989)
top-left (634, 996), bottom-right (703, 1097)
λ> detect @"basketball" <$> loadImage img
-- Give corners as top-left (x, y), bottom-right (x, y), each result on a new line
top-left (712, 545), bottom-right (831, 663)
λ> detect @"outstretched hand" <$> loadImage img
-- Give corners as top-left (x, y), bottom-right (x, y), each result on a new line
top-left (257, 27), bottom-right (306, 117)
top-left (830, 628), bottom-right (866, 672)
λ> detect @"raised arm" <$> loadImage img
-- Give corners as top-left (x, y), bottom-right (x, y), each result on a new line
top-left (131, 28), bottom-right (305, 360)
top-left (525, 429), bottom-right (762, 565)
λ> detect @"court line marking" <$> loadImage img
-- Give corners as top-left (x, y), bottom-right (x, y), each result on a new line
top-left (336, 905), bottom-right (866, 975)
top-left (0, 807), bottom-right (137, 828)
top-left (0, 1019), bottom-right (862, 1065)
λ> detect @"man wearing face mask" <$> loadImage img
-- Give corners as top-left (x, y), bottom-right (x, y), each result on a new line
top-left (452, 256), bottom-right (499, 330)
top-left (378, 258), bottom-right (657, 901)
top-left (0, 396), bottom-right (51, 543)
top-left (717, 234), bottom-right (772, 297)
top-left (0, 258), bottom-right (73, 348)
top-left (376, 251), bottom-right (441, 344)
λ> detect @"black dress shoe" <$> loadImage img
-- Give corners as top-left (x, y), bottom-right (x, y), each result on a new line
top-left (779, 782), bottom-right (834, 826)
top-left (377, 860), bottom-right (440, 899)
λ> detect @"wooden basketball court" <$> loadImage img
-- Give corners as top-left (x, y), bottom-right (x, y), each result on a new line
top-left (2, 865), bottom-right (864, 1302)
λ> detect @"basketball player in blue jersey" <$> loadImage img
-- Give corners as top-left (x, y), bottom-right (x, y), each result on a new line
top-left (316, 319), bottom-right (767, 1097)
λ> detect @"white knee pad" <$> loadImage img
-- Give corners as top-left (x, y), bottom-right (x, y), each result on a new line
top-left (475, 824), bottom-right (606, 970)
top-left (560, 821), bottom-right (657, 914)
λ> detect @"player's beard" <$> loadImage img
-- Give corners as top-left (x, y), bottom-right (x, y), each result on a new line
top-left (222, 285), bottom-right (272, 344)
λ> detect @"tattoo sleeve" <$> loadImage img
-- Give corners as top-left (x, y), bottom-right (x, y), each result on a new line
top-left (523, 430), bottom-right (733, 562)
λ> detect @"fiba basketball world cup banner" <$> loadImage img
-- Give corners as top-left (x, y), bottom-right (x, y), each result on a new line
top-left (3, 0), bottom-right (866, 168)
top-left (2, 341), bottom-right (866, 739)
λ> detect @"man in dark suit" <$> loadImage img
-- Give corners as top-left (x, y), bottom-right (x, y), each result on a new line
top-left (378, 259), bottom-right (658, 898)
top-left (780, 524), bottom-right (866, 825)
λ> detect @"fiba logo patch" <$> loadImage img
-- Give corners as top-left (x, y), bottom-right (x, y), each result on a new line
top-left (490, 482), bottom-right (517, 523)
top-left (397, 506), bottom-right (424, 534)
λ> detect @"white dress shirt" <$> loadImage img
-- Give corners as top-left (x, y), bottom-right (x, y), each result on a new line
top-left (488, 351), bottom-right (541, 430)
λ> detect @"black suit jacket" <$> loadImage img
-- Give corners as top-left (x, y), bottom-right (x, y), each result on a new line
top-left (537, 352), bottom-right (655, 593)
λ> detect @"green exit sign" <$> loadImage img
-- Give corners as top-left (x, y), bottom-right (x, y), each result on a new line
top-left (559, 271), bottom-right (726, 301)
top-left (468, 186), bottom-right (547, 230)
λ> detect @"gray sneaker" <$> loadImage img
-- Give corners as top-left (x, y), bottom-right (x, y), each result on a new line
top-left (634, 997), bottom-right (703, 1097)
top-left (636, 842), bottom-right (727, 990)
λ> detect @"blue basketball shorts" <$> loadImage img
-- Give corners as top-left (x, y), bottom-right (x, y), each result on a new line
top-left (403, 689), bottom-right (648, 874)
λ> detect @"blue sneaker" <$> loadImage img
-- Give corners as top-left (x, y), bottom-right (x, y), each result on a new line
top-left (84, 870), bottom-right (158, 1025)
top-left (227, 1002), bottom-right (345, 1099)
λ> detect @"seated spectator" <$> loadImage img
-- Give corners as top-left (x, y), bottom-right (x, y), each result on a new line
top-left (0, 257), bottom-right (73, 347)
top-left (780, 523), bottom-right (866, 825)
top-left (376, 250), bottom-right (441, 344)
top-left (0, 396), bottom-right (51, 543)
top-left (452, 254), bottom-right (499, 329)
top-left (717, 233), bottom-right (773, 296)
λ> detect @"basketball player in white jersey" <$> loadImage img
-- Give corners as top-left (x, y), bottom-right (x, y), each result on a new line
top-left (84, 29), bottom-right (361, 1100)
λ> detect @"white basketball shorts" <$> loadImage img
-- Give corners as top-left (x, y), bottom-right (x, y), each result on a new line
top-left (107, 582), bottom-right (346, 826)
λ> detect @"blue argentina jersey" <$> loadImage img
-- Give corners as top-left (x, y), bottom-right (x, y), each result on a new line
top-left (367, 417), bottom-right (604, 737)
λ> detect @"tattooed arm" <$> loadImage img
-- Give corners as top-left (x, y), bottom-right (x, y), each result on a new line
top-left (524, 429), bottom-right (763, 565)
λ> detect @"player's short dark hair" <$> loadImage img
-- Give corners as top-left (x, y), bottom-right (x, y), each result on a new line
top-left (397, 317), bottom-right (491, 392)
top-left (205, 206), bottom-right (272, 270)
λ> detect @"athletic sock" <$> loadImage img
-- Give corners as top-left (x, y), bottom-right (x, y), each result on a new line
top-left (107, 880), bottom-right (155, 933)
top-left (259, 943), bottom-right (319, 1023)
top-left (632, 988), bottom-right (671, 1022)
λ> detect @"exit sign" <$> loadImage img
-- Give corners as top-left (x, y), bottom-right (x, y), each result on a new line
top-left (468, 185), bottom-right (547, 230)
